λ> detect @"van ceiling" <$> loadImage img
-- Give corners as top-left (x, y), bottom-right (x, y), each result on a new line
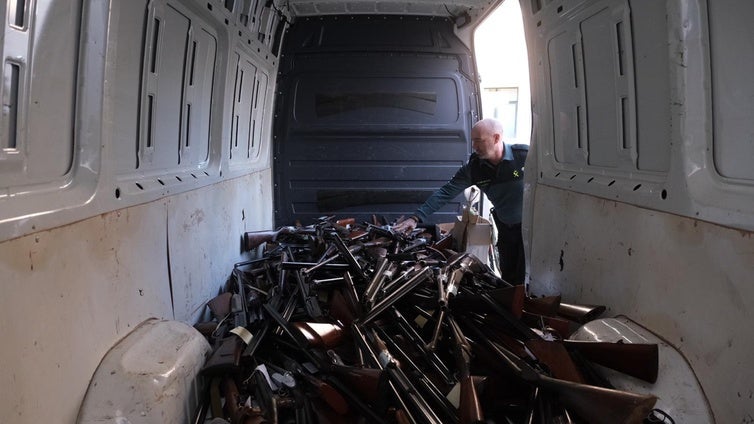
top-left (282, 0), bottom-right (499, 21)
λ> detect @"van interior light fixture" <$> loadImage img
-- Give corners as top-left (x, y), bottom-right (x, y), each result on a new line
top-left (455, 11), bottom-right (472, 28)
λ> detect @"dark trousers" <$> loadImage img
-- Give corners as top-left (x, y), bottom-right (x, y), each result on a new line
top-left (493, 217), bottom-right (525, 285)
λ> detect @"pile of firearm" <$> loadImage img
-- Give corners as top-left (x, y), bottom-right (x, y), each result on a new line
top-left (193, 216), bottom-right (663, 424)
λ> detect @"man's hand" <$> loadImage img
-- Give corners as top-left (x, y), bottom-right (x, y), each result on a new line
top-left (392, 216), bottom-right (418, 234)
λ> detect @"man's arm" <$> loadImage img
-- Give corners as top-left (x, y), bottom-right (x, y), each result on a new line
top-left (394, 165), bottom-right (472, 233)
top-left (414, 165), bottom-right (472, 222)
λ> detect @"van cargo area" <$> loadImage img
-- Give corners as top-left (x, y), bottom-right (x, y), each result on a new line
top-left (1, 0), bottom-right (752, 423)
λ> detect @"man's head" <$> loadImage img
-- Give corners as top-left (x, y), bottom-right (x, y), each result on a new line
top-left (471, 118), bottom-right (505, 164)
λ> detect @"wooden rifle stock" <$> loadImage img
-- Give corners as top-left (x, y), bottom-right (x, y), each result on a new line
top-left (261, 302), bottom-right (323, 369)
top-left (328, 288), bottom-right (357, 326)
top-left (243, 227), bottom-right (287, 251)
top-left (335, 217), bottom-right (356, 227)
top-left (524, 339), bottom-right (586, 384)
top-left (562, 340), bottom-right (659, 383)
top-left (292, 321), bottom-right (344, 349)
top-left (524, 295), bottom-right (562, 316)
top-left (535, 372), bottom-right (656, 424)
top-left (488, 285), bottom-right (525, 317)
top-left (327, 364), bottom-right (384, 403)
top-left (523, 296), bottom-right (607, 325)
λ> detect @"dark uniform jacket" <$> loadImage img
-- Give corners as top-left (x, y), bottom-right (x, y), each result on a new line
top-left (414, 143), bottom-right (528, 225)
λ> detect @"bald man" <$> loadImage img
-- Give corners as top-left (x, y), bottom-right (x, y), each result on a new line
top-left (394, 118), bottom-right (528, 285)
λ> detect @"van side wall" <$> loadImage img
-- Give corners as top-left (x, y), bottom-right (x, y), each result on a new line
top-left (0, 1), bottom-right (282, 421)
top-left (522, 1), bottom-right (754, 422)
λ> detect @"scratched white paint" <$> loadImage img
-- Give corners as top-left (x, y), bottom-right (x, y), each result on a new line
top-left (528, 185), bottom-right (754, 424)
top-left (0, 172), bottom-right (271, 424)
top-left (0, 203), bottom-right (172, 423)
top-left (169, 171), bottom-right (273, 323)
